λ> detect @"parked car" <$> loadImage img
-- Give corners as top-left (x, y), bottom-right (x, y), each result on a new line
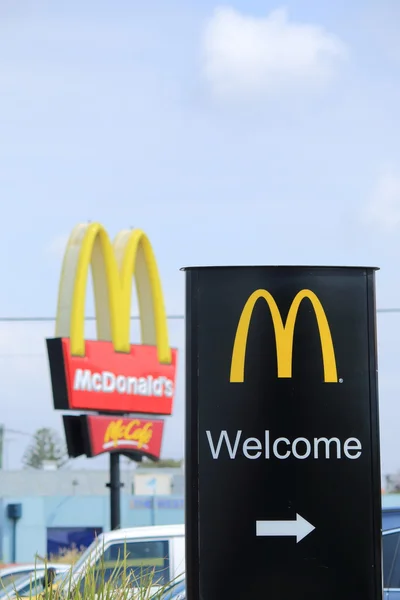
top-left (0, 565), bottom-right (70, 599)
top-left (49, 524), bottom-right (185, 597)
top-left (0, 563), bottom-right (69, 588)
top-left (383, 526), bottom-right (400, 598)
top-left (159, 577), bottom-right (185, 600)
top-left (383, 507), bottom-right (400, 532)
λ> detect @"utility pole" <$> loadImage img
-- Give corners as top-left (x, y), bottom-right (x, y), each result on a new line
top-left (0, 425), bottom-right (3, 470)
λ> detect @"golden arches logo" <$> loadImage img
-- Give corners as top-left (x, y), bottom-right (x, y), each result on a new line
top-left (230, 289), bottom-right (338, 383)
top-left (55, 222), bottom-right (171, 363)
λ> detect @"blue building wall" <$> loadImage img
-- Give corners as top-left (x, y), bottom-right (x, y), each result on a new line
top-left (382, 493), bottom-right (400, 508)
top-left (1, 495), bottom-right (184, 563)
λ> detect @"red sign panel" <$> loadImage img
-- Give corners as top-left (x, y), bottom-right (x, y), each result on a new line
top-left (86, 415), bottom-right (164, 459)
top-left (47, 338), bottom-right (178, 415)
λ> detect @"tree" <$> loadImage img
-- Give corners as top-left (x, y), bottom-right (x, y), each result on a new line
top-left (22, 428), bottom-right (69, 470)
top-left (385, 472), bottom-right (400, 493)
top-left (138, 458), bottom-right (183, 469)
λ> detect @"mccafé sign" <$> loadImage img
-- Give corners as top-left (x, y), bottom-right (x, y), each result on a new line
top-left (46, 222), bottom-right (178, 415)
top-left (62, 414), bottom-right (164, 461)
top-left (87, 415), bottom-right (164, 459)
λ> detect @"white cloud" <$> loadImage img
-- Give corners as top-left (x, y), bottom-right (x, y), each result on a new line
top-left (201, 6), bottom-right (348, 100)
top-left (365, 170), bottom-right (400, 231)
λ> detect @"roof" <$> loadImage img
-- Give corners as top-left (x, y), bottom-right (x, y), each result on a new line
top-left (0, 563), bottom-right (70, 576)
top-left (99, 523), bottom-right (185, 542)
top-left (0, 469), bottom-right (184, 497)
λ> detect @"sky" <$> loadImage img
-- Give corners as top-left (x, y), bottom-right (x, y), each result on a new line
top-left (1, 0), bottom-right (400, 478)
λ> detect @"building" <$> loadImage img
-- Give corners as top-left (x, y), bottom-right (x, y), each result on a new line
top-left (0, 468), bottom-right (184, 563)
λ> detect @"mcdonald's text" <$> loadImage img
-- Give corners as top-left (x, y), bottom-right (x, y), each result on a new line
top-left (86, 414), bottom-right (164, 459)
top-left (73, 370), bottom-right (173, 398)
top-left (47, 337), bottom-right (177, 415)
top-left (206, 430), bottom-right (363, 460)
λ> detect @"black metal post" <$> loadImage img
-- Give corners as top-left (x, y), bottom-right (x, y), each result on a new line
top-left (7, 503), bottom-right (22, 563)
top-left (106, 453), bottom-right (124, 530)
top-left (11, 519), bottom-right (16, 563)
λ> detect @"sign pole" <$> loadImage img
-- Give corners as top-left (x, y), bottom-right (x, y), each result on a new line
top-left (183, 265), bottom-right (382, 600)
top-left (107, 453), bottom-right (123, 530)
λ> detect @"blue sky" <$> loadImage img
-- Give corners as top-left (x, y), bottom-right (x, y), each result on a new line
top-left (1, 0), bottom-right (400, 479)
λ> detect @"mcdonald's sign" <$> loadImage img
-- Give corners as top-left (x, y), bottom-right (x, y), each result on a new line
top-left (230, 288), bottom-right (338, 383)
top-left (183, 265), bottom-right (382, 600)
top-left (46, 223), bottom-right (178, 415)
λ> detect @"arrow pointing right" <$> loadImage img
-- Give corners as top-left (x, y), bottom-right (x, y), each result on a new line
top-left (256, 513), bottom-right (315, 543)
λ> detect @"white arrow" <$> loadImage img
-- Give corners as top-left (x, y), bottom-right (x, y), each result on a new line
top-left (256, 513), bottom-right (315, 543)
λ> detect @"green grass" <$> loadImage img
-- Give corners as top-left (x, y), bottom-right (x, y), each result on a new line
top-left (2, 546), bottom-right (183, 600)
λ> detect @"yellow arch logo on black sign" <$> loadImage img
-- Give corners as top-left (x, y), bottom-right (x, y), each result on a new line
top-left (230, 289), bottom-right (338, 383)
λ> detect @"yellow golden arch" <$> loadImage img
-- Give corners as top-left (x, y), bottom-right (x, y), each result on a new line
top-left (230, 289), bottom-right (338, 383)
top-left (55, 222), bottom-right (171, 363)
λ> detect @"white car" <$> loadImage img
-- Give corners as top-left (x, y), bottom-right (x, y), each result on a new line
top-left (0, 565), bottom-right (70, 599)
top-left (159, 577), bottom-right (185, 600)
top-left (52, 524), bottom-right (185, 596)
top-left (0, 563), bottom-right (69, 588)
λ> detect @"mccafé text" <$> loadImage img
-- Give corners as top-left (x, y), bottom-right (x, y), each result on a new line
top-left (104, 419), bottom-right (153, 449)
top-left (206, 430), bottom-right (363, 460)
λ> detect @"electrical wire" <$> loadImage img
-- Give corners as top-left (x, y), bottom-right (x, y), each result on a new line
top-left (0, 310), bottom-right (396, 327)
top-left (0, 315), bottom-right (185, 322)
top-left (0, 309), bottom-right (399, 322)
top-left (4, 427), bottom-right (33, 437)
top-left (0, 310), bottom-right (398, 358)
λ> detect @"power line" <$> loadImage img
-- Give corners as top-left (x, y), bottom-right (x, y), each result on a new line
top-left (0, 308), bottom-right (397, 358)
top-left (0, 314), bottom-right (185, 323)
top-left (0, 310), bottom-right (399, 322)
top-left (5, 427), bottom-right (32, 438)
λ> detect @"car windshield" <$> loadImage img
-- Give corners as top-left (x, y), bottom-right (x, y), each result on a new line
top-left (53, 537), bottom-right (102, 587)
